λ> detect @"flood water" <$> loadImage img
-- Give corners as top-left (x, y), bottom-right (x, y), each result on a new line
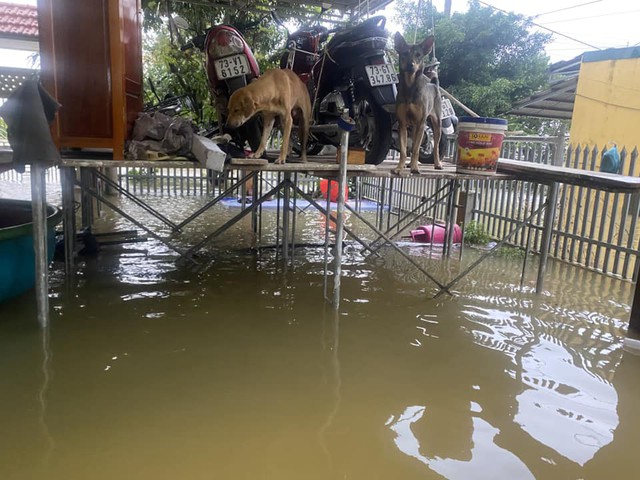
top-left (1, 178), bottom-right (639, 480)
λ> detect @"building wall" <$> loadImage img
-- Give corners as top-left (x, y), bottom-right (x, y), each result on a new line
top-left (569, 49), bottom-right (640, 159)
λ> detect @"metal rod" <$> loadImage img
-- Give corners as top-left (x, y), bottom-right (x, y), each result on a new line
top-left (343, 202), bottom-right (451, 293)
top-left (60, 166), bottom-right (76, 275)
top-left (520, 183), bottom-right (538, 288)
top-left (293, 186), bottom-right (377, 256)
top-left (183, 181), bottom-right (285, 258)
top-left (333, 129), bottom-right (350, 308)
top-left (291, 173), bottom-right (298, 263)
top-left (75, 179), bottom-right (198, 264)
top-left (536, 182), bottom-right (559, 293)
top-left (323, 179), bottom-right (331, 301)
top-left (283, 172), bottom-right (291, 263)
top-left (174, 173), bottom-right (254, 231)
top-left (31, 163), bottom-right (49, 328)
top-left (92, 169), bottom-right (180, 231)
top-left (435, 201), bottom-right (548, 298)
top-left (366, 184), bottom-right (450, 254)
top-left (444, 179), bottom-right (459, 257)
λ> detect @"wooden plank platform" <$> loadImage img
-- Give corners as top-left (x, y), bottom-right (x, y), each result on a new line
top-left (497, 158), bottom-right (640, 193)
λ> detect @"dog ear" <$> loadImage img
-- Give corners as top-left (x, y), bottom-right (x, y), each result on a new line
top-left (394, 32), bottom-right (409, 53)
top-left (420, 35), bottom-right (435, 56)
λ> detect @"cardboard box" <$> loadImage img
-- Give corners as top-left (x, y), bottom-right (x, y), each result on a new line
top-left (336, 147), bottom-right (366, 165)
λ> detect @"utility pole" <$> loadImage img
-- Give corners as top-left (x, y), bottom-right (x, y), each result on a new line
top-left (444, 0), bottom-right (452, 16)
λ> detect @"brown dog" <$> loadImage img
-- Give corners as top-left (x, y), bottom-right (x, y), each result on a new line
top-left (393, 32), bottom-right (443, 174)
top-left (226, 69), bottom-right (311, 164)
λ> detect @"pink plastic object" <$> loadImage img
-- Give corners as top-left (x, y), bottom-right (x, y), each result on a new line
top-left (410, 224), bottom-right (462, 244)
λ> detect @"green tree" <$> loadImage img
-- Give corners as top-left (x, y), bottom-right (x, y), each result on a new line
top-left (394, 0), bottom-right (551, 120)
top-left (140, 1), bottom-right (293, 127)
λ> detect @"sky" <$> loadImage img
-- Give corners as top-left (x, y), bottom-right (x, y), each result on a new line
top-left (2, 0), bottom-right (639, 66)
top-left (386, 0), bottom-right (640, 63)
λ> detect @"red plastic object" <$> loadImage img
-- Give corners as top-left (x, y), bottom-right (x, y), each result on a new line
top-left (410, 224), bottom-right (462, 244)
top-left (320, 179), bottom-right (348, 202)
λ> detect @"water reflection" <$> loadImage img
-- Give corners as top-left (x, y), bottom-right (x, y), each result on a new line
top-left (388, 404), bottom-right (535, 479)
top-left (463, 284), bottom-right (622, 469)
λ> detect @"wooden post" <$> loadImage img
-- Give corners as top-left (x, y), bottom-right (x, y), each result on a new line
top-left (30, 163), bottom-right (49, 327)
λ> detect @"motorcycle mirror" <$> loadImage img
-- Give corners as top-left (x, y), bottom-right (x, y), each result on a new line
top-left (171, 15), bottom-right (190, 30)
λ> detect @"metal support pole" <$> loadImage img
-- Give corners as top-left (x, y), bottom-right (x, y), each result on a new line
top-left (80, 167), bottom-right (93, 229)
top-left (61, 166), bottom-right (76, 275)
top-left (536, 182), bottom-right (559, 293)
top-left (252, 171), bottom-right (260, 235)
top-left (31, 163), bottom-right (49, 328)
top-left (333, 126), bottom-right (350, 308)
top-left (520, 183), bottom-right (538, 288)
top-left (290, 173), bottom-right (298, 262)
top-left (444, 179), bottom-right (459, 257)
top-left (283, 172), bottom-right (292, 262)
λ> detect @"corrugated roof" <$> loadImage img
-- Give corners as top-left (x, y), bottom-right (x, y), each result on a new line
top-left (508, 75), bottom-right (577, 120)
top-left (0, 2), bottom-right (38, 39)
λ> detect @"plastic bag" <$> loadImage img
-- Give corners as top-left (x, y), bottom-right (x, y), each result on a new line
top-left (600, 145), bottom-right (620, 174)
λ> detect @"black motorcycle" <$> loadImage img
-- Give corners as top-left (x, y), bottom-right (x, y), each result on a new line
top-left (278, 16), bottom-right (397, 165)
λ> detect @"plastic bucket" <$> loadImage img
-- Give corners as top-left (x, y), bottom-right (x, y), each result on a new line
top-left (320, 179), bottom-right (348, 203)
top-left (456, 117), bottom-right (508, 174)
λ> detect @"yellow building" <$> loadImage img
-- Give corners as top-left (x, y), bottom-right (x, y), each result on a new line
top-left (508, 47), bottom-right (640, 279)
top-left (570, 47), bottom-right (640, 153)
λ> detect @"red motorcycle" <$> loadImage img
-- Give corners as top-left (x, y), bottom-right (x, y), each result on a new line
top-left (181, 22), bottom-right (262, 152)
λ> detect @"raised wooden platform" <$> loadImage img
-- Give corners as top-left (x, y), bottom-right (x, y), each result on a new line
top-left (57, 155), bottom-right (513, 181)
top-left (497, 158), bottom-right (640, 193)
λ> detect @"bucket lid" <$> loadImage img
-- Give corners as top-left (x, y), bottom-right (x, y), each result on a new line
top-left (459, 116), bottom-right (508, 126)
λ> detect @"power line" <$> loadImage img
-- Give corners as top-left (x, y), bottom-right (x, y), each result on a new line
top-left (477, 0), bottom-right (601, 50)
top-left (533, 0), bottom-right (602, 18)
top-left (541, 9), bottom-right (640, 25)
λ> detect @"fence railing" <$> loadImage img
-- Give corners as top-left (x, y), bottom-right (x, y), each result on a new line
top-left (360, 137), bottom-right (640, 282)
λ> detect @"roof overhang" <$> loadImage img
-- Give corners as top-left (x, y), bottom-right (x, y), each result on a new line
top-left (508, 75), bottom-right (578, 120)
top-left (0, 35), bottom-right (38, 51)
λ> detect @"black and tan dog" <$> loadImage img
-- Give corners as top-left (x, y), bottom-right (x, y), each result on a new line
top-left (393, 32), bottom-right (443, 173)
top-left (226, 69), bottom-right (311, 164)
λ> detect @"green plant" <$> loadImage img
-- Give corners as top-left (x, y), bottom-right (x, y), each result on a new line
top-left (464, 220), bottom-right (490, 245)
top-left (496, 246), bottom-right (525, 259)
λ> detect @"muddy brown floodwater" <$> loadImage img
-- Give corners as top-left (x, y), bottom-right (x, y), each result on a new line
top-left (1, 185), bottom-right (639, 480)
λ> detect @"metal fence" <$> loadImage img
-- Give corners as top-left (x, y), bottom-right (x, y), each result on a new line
top-left (115, 166), bottom-right (320, 197)
top-left (361, 137), bottom-right (640, 282)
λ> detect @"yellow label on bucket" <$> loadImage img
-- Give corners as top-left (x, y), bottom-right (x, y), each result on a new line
top-left (468, 132), bottom-right (492, 142)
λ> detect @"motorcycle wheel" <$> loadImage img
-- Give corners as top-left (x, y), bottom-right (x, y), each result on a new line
top-left (352, 90), bottom-right (392, 165)
top-left (418, 127), bottom-right (448, 165)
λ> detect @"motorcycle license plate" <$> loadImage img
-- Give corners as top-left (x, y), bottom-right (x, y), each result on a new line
top-left (441, 98), bottom-right (455, 119)
top-left (214, 54), bottom-right (250, 80)
top-left (365, 64), bottom-right (398, 87)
